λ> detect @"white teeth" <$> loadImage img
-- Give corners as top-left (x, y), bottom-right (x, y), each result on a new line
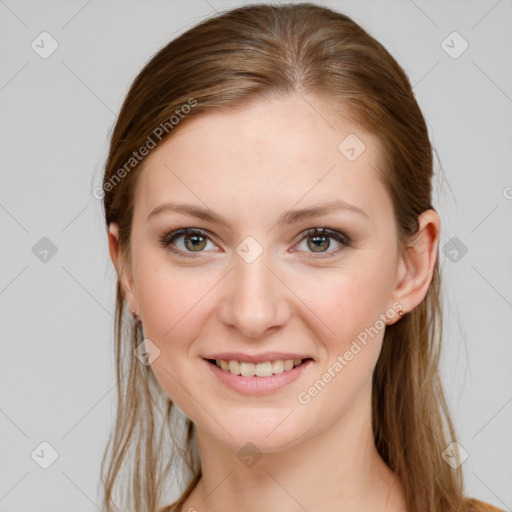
top-left (272, 360), bottom-right (284, 374)
top-left (228, 360), bottom-right (241, 375)
top-left (240, 362), bottom-right (256, 377)
top-left (214, 358), bottom-right (305, 377)
top-left (255, 361), bottom-right (273, 377)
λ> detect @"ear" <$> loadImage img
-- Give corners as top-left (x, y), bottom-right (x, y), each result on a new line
top-left (387, 209), bottom-right (440, 325)
top-left (107, 223), bottom-right (139, 315)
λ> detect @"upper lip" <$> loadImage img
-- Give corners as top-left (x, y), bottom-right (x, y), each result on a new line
top-left (203, 352), bottom-right (313, 364)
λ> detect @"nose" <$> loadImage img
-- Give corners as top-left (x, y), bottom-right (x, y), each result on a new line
top-left (217, 250), bottom-right (291, 339)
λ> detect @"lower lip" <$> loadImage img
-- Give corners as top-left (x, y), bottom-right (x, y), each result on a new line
top-left (204, 359), bottom-right (313, 395)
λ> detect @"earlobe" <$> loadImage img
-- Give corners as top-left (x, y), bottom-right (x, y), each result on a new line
top-left (388, 209), bottom-right (440, 324)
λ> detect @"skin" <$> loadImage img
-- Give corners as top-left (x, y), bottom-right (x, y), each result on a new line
top-left (108, 93), bottom-right (440, 512)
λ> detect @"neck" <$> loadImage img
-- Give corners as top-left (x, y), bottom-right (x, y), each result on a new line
top-left (181, 382), bottom-right (406, 512)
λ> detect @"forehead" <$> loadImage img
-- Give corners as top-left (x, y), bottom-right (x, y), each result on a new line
top-left (134, 94), bottom-right (392, 227)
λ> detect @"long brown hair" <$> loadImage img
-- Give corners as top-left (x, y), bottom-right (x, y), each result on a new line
top-left (99, 3), bottom-right (468, 511)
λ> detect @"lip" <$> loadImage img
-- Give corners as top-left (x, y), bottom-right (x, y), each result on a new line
top-left (202, 352), bottom-right (313, 364)
top-left (203, 358), bottom-right (313, 395)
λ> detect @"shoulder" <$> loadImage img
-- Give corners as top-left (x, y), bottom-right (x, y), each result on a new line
top-left (464, 497), bottom-right (505, 511)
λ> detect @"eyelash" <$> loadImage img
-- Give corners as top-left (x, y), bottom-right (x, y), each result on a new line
top-left (158, 227), bottom-right (351, 259)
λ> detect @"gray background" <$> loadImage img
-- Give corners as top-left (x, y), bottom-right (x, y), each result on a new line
top-left (0, 0), bottom-right (511, 510)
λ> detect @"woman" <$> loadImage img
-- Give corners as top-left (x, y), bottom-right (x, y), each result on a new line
top-left (99, 3), bottom-right (503, 511)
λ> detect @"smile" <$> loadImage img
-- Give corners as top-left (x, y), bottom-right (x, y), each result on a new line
top-left (204, 358), bottom-right (313, 395)
top-left (210, 358), bottom-right (306, 377)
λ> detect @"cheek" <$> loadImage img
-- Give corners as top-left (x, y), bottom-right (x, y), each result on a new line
top-left (133, 247), bottom-right (213, 344)
top-left (297, 262), bottom-right (389, 345)
top-left (134, 265), bottom-right (212, 416)
top-left (293, 272), bottom-right (388, 419)
top-left (130, 262), bottom-right (206, 390)
top-left (295, 268), bottom-right (388, 394)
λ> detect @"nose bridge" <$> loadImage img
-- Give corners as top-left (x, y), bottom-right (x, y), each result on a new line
top-left (218, 242), bottom-right (290, 338)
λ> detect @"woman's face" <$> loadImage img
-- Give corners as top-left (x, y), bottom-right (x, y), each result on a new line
top-left (113, 93), bottom-right (407, 452)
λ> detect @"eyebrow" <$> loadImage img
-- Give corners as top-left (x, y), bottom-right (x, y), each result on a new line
top-left (146, 199), bottom-right (369, 227)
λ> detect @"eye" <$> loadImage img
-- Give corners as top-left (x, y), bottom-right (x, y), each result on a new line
top-left (159, 226), bottom-right (351, 259)
top-left (158, 228), bottom-right (218, 257)
top-left (294, 227), bottom-right (351, 258)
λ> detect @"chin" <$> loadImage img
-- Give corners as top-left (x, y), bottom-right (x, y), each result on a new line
top-left (196, 409), bottom-right (314, 455)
